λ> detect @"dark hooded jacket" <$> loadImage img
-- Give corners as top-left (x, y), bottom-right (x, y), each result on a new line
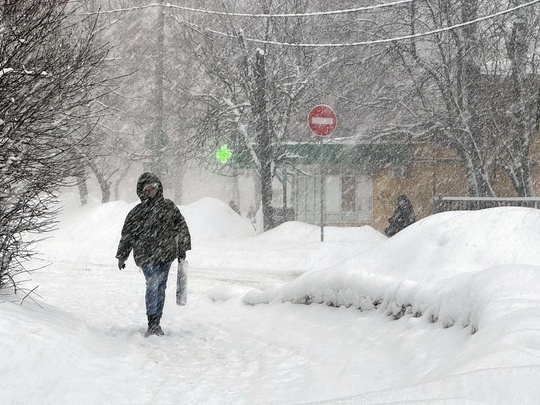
top-left (385, 194), bottom-right (415, 237)
top-left (116, 172), bottom-right (191, 267)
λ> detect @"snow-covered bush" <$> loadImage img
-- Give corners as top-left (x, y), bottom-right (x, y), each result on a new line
top-left (0, 1), bottom-right (107, 291)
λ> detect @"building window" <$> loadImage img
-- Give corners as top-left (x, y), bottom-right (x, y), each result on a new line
top-left (342, 176), bottom-right (356, 212)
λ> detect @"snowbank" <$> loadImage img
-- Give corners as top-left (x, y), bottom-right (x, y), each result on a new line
top-left (36, 194), bottom-right (256, 266)
top-left (244, 208), bottom-right (540, 334)
top-left (5, 198), bottom-right (540, 404)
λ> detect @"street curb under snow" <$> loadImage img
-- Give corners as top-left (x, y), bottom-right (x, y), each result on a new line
top-left (243, 264), bottom-right (540, 335)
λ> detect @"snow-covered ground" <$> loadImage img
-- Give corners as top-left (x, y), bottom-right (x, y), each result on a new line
top-left (3, 193), bottom-right (540, 404)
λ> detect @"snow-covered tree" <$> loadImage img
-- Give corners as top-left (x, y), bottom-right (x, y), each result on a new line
top-left (0, 0), bottom-right (107, 291)
top-left (175, 0), bottom-right (339, 230)
top-left (359, 0), bottom-right (540, 197)
top-left (68, 0), bottom-right (155, 203)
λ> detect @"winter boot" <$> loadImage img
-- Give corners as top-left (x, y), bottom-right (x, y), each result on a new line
top-left (145, 315), bottom-right (164, 337)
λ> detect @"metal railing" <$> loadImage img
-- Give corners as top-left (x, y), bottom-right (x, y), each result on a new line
top-left (434, 196), bottom-right (540, 213)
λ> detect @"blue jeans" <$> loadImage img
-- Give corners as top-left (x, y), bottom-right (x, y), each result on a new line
top-left (141, 261), bottom-right (172, 317)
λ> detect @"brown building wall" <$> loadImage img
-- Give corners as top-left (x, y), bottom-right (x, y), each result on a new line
top-left (373, 144), bottom-right (465, 233)
top-left (372, 138), bottom-right (540, 233)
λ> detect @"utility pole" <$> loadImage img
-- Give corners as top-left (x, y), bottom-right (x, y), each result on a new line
top-left (145, 0), bottom-right (168, 178)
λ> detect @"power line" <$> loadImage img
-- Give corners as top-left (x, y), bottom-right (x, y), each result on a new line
top-left (80, 0), bottom-right (412, 17)
top-left (179, 0), bottom-right (540, 48)
top-left (170, 0), bottom-right (413, 17)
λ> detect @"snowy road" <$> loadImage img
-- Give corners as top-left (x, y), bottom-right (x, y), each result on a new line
top-left (29, 260), bottom-right (469, 405)
top-left (13, 197), bottom-right (531, 404)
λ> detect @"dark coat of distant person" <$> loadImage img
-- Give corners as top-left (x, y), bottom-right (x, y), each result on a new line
top-left (385, 194), bottom-right (415, 237)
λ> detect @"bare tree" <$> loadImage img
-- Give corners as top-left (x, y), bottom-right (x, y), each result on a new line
top-left (500, 0), bottom-right (538, 196)
top-left (0, 0), bottom-right (108, 290)
top-left (77, 0), bottom-right (203, 201)
top-left (359, 0), bottom-right (540, 197)
top-left (66, 0), bottom-right (155, 203)
top-left (174, 0), bottom-right (339, 229)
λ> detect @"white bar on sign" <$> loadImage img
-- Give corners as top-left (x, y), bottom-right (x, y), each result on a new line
top-left (311, 117), bottom-right (334, 125)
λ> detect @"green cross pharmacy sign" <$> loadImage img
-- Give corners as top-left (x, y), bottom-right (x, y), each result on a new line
top-left (216, 145), bottom-right (232, 164)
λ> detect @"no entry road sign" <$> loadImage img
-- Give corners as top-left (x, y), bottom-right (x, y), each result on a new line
top-left (308, 105), bottom-right (337, 137)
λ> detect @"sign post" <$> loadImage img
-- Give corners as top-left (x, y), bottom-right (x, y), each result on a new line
top-left (308, 105), bottom-right (337, 242)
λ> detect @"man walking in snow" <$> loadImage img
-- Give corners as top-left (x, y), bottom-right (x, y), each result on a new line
top-left (116, 172), bottom-right (191, 337)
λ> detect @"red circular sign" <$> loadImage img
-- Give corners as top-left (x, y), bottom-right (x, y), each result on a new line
top-left (308, 105), bottom-right (337, 136)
